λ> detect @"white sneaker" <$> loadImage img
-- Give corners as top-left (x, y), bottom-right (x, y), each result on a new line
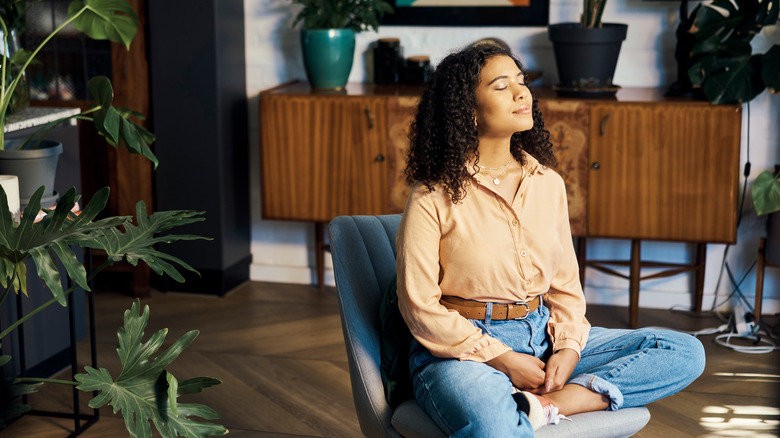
top-left (513, 390), bottom-right (569, 430)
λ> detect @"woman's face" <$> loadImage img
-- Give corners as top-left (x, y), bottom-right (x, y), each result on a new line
top-left (473, 55), bottom-right (534, 139)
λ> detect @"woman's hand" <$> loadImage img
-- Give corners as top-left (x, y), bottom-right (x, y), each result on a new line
top-left (532, 348), bottom-right (579, 394)
top-left (486, 350), bottom-right (546, 391)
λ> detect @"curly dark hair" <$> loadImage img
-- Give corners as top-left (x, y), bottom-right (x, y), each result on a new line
top-left (405, 43), bottom-right (557, 204)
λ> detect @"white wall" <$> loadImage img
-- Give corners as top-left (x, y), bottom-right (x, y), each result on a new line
top-left (245, 0), bottom-right (780, 315)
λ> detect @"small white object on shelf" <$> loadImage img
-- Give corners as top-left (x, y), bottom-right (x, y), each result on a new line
top-left (0, 174), bottom-right (20, 222)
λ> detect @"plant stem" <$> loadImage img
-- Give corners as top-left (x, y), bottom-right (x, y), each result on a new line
top-left (21, 113), bottom-right (96, 149)
top-left (15, 376), bottom-right (78, 386)
top-left (0, 17), bottom-right (10, 146)
top-left (0, 259), bottom-right (111, 340)
top-left (0, 282), bottom-right (12, 309)
top-left (0, 5), bottom-right (89, 151)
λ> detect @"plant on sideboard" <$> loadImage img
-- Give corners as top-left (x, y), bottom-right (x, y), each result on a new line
top-left (547, 0), bottom-right (627, 95)
top-left (580, 0), bottom-right (607, 29)
top-left (289, 0), bottom-right (393, 32)
top-left (288, 0), bottom-right (393, 89)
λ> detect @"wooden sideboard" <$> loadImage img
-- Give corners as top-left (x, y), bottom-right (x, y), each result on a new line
top-left (259, 81), bottom-right (742, 327)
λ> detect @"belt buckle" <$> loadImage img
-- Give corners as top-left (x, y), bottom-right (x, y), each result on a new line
top-left (511, 302), bottom-right (531, 320)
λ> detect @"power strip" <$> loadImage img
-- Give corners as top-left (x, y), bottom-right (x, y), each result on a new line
top-left (732, 300), bottom-right (756, 337)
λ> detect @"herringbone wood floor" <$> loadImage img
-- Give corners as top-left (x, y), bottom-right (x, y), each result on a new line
top-left (3, 280), bottom-right (779, 437)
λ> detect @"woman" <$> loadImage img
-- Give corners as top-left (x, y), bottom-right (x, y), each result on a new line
top-left (395, 43), bottom-right (705, 437)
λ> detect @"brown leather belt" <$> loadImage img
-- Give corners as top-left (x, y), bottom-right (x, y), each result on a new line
top-left (440, 295), bottom-right (541, 320)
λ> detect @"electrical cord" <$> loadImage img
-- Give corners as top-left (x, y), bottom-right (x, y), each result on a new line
top-left (714, 333), bottom-right (778, 354)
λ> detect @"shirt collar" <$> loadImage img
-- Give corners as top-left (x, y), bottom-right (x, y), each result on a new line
top-left (520, 151), bottom-right (547, 175)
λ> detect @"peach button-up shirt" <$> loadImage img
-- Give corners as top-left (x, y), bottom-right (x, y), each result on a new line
top-left (396, 152), bottom-right (590, 363)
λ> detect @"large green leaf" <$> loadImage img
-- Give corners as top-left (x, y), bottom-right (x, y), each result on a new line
top-left (0, 186), bottom-right (127, 303)
top-left (700, 53), bottom-right (765, 104)
top-left (689, 0), bottom-right (779, 104)
top-left (0, 185), bottom-right (205, 303)
top-left (88, 76), bottom-right (159, 169)
top-left (74, 299), bottom-right (227, 438)
top-left (67, 0), bottom-right (138, 50)
top-left (752, 171), bottom-right (780, 216)
top-left (81, 200), bottom-right (208, 282)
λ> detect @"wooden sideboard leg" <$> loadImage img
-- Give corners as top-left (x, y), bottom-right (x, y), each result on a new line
top-left (693, 243), bottom-right (706, 312)
top-left (755, 237), bottom-right (766, 323)
top-left (576, 236), bottom-right (587, 289)
top-left (315, 222), bottom-right (325, 291)
top-left (629, 239), bottom-right (641, 329)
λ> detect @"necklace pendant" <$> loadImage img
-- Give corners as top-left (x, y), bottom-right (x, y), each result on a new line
top-left (493, 177), bottom-right (500, 185)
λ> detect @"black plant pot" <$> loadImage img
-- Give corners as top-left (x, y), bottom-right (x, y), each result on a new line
top-left (0, 139), bottom-right (62, 208)
top-left (548, 23), bottom-right (628, 97)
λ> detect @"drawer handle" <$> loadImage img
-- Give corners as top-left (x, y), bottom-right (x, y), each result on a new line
top-left (600, 114), bottom-right (611, 136)
top-left (375, 154), bottom-right (385, 162)
top-left (365, 108), bottom-right (375, 129)
top-left (591, 162), bottom-right (600, 170)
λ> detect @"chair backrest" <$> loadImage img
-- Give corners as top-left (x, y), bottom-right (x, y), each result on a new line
top-left (329, 215), bottom-right (404, 438)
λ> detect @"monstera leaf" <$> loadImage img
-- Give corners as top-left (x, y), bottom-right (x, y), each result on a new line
top-left (688, 0), bottom-right (779, 104)
top-left (75, 300), bottom-right (227, 438)
top-left (752, 170), bottom-right (780, 216)
top-left (68, 0), bottom-right (139, 50)
top-left (88, 76), bottom-right (159, 168)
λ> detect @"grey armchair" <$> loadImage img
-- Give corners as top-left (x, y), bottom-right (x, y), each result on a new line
top-left (329, 214), bottom-right (650, 438)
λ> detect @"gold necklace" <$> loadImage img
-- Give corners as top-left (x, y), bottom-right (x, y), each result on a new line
top-left (479, 158), bottom-right (514, 185)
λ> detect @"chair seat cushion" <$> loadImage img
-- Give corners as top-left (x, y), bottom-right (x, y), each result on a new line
top-left (391, 399), bottom-right (650, 438)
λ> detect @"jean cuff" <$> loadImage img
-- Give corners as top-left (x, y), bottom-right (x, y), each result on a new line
top-left (568, 374), bottom-right (623, 411)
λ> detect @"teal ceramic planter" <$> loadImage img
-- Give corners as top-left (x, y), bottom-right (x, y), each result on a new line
top-left (301, 29), bottom-right (356, 89)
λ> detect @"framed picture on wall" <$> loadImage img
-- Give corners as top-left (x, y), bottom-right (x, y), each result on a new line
top-left (381, 0), bottom-right (549, 26)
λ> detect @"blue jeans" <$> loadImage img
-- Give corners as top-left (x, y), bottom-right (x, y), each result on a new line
top-left (408, 302), bottom-right (706, 437)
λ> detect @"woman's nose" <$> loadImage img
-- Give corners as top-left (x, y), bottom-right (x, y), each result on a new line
top-left (513, 86), bottom-right (526, 101)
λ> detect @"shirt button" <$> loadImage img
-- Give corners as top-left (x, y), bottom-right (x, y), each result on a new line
top-left (512, 220), bottom-right (519, 226)
top-left (521, 250), bottom-right (527, 256)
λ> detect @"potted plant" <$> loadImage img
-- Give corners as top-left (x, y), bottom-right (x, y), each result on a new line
top-left (289, 0), bottom-right (393, 89)
top-left (0, 1), bottom-right (227, 436)
top-left (0, 0), bottom-right (156, 206)
top-left (547, 0), bottom-right (628, 96)
top-left (687, 0), bottom-right (779, 105)
top-left (0, 186), bottom-right (227, 437)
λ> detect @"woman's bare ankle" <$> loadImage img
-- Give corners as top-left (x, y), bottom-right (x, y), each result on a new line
top-left (544, 384), bottom-right (610, 416)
